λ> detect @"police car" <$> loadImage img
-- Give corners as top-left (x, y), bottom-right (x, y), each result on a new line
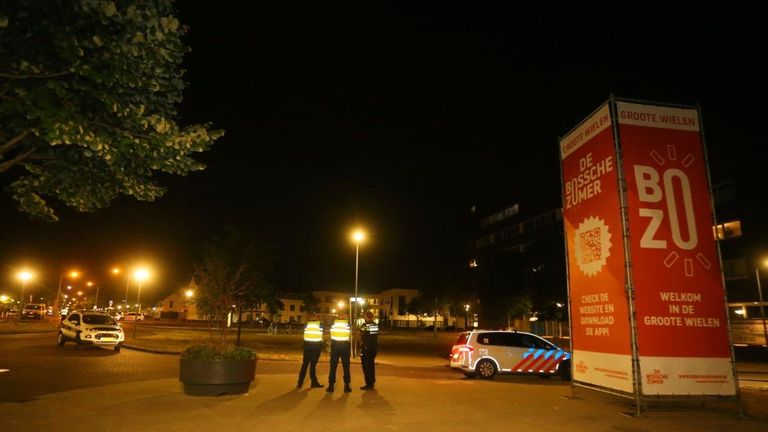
top-left (57, 310), bottom-right (125, 352)
top-left (450, 330), bottom-right (571, 380)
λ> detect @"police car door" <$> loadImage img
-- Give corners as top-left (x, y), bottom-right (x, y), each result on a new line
top-left (61, 313), bottom-right (80, 339)
top-left (502, 332), bottom-right (530, 372)
top-left (474, 332), bottom-right (508, 370)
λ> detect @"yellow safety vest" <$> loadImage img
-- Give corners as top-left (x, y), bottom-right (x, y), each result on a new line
top-left (330, 319), bottom-right (351, 341)
top-left (304, 320), bottom-right (323, 342)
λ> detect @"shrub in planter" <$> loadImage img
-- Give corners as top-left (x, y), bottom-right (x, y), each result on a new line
top-left (179, 227), bottom-right (276, 396)
top-left (179, 344), bottom-right (257, 396)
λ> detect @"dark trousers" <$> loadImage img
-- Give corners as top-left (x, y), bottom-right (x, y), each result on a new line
top-left (361, 348), bottom-right (377, 386)
top-left (328, 341), bottom-right (351, 385)
top-left (297, 342), bottom-right (322, 385)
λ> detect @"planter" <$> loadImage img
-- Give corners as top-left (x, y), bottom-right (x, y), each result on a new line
top-left (179, 357), bottom-right (257, 396)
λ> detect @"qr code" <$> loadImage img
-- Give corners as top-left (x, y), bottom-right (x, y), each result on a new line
top-left (579, 227), bottom-right (602, 264)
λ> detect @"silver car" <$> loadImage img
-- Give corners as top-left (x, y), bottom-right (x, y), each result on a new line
top-left (57, 311), bottom-right (125, 352)
top-left (450, 330), bottom-right (571, 380)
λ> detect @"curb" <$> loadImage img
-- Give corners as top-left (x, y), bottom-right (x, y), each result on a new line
top-left (122, 344), bottom-right (180, 355)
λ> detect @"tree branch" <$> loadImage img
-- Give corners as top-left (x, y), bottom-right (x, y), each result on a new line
top-left (0, 130), bottom-right (31, 155)
top-left (0, 146), bottom-right (37, 173)
top-left (0, 71), bottom-right (73, 79)
top-left (94, 121), bottom-right (153, 140)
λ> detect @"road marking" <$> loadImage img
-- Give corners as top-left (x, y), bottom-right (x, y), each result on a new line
top-left (0, 369), bottom-right (9, 373)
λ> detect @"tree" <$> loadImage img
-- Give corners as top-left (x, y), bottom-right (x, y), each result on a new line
top-left (301, 293), bottom-right (321, 314)
top-left (193, 228), bottom-right (275, 351)
top-left (0, 0), bottom-right (223, 221)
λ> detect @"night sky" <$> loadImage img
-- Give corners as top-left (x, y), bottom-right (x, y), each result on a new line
top-left (1, 5), bottom-right (766, 305)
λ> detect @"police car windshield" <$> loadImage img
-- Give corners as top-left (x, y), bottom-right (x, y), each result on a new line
top-left (82, 314), bottom-right (117, 325)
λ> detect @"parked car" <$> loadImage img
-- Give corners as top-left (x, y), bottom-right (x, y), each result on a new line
top-left (21, 303), bottom-right (46, 320)
top-left (57, 310), bottom-right (124, 351)
top-left (450, 329), bottom-right (571, 380)
top-left (121, 312), bottom-right (144, 321)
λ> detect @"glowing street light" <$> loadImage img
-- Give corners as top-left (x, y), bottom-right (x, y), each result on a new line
top-left (54, 270), bottom-right (79, 316)
top-left (88, 281), bottom-right (102, 310)
top-left (349, 227), bottom-right (367, 358)
top-left (184, 289), bottom-right (194, 324)
top-left (133, 268), bottom-right (150, 315)
top-left (464, 304), bottom-right (470, 330)
top-left (131, 267), bottom-right (150, 338)
top-left (16, 270), bottom-right (34, 317)
top-left (111, 266), bottom-right (132, 310)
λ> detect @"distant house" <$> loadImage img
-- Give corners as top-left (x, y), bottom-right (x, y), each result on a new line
top-left (154, 279), bottom-right (199, 320)
top-left (155, 280), bottom-right (440, 328)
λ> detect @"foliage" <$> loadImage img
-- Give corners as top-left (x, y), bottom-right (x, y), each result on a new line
top-left (301, 293), bottom-right (320, 314)
top-left (193, 227), bottom-right (275, 352)
top-left (404, 295), bottom-right (429, 317)
top-left (180, 343), bottom-right (255, 361)
top-left (0, 0), bottom-right (223, 221)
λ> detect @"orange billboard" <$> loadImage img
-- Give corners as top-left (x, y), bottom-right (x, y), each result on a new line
top-left (616, 101), bottom-right (735, 395)
top-left (560, 103), bottom-right (633, 393)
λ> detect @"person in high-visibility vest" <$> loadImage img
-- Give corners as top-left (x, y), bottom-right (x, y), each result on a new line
top-left (358, 310), bottom-right (379, 390)
top-left (297, 313), bottom-right (325, 389)
top-left (326, 313), bottom-right (352, 393)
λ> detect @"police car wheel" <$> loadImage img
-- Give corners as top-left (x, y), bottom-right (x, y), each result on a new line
top-left (476, 359), bottom-right (497, 379)
top-left (558, 360), bottom-right (572, 380)
top-left (114, 344), bottom-right (121, 352)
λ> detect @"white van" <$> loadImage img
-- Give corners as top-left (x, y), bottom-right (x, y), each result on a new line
top-left (450, 330), bottom-right (571, 380)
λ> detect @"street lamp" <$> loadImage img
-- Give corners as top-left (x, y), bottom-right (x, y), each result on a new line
top-left (132, 268), bottom-right (150, 339)
top-left (464, 304), bottom-right (470, 330)
top-left (88, 281), bottom-right (101, 310)
top-left (112, 266), bottom-right (132, 311)
top-left (54, 270), bottom-right (79, 316)
top-left (16, 270), bottom-right (33, 318)
top-left (350, 229), bottom-right (366, 323)
top-left (184, 289), bottom-right (194, 324)
top-left (133, 268), bottom-right (150, 315)
top-left (755, 258), bottom-right (768, 349)
top-left (350, 228), bottom-right (367, 358)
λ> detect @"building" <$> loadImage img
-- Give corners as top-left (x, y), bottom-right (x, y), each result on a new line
top-left (155, 282), bottom-right (437, 328)
top-left (468, 202), bottom-right (567, 331)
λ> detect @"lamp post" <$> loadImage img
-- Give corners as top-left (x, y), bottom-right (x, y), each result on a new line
top-left (132, 268), bottom-right (150, 338)
top-left (54, 270), bottom-right (79, 316)
top-left (88, 281), bottom-right (100, 310)
top-left (755, 258), bottom-right (768, 349)
top-left (112, 267), bottom-right (132, 312)
top-left (464, 304), bottom-right (470, 330)
top-left (184, 289), bottom-right (193, 325)
top-left (133, 268), bottom-right (150, 316)
top-left (350, 228), bottom-right (367, 358)
top-left (16, 270), bottom-right (33, 318)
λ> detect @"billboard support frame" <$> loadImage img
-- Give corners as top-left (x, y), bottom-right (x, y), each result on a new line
top-left (609, 94), bottom-right (644, 416)
top-left (558, 132), bottom-right (578, 401)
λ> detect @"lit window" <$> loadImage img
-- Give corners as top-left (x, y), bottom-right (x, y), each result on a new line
top-left (713, 220), bottom-right (742, 240)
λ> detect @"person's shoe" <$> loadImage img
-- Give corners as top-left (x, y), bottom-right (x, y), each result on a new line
top-left (360, 385), bottom-right (374, 390)
top-left (326, 384), bottom-right (334, 393)
top-left (344, 385), bottom-right (352, 393)
top-left (297, 382), bottom-right (303, 389)
top-left (311, 382), bottom-right (324, 388)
